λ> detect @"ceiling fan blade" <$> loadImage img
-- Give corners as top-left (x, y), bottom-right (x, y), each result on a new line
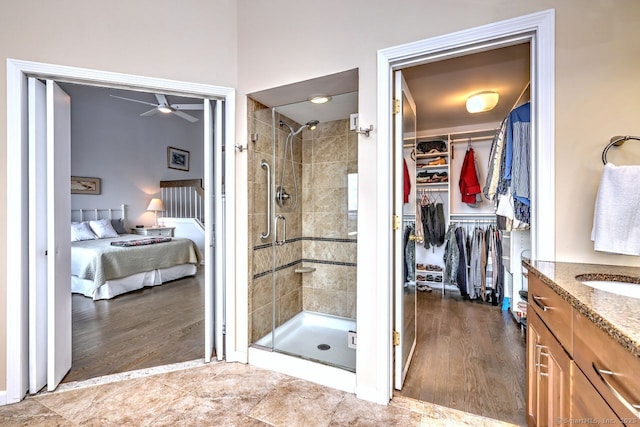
top-left (171, 103), bottom-right (204, 111)
top-left (172, 110), bottom-right (199, 123)
top-left (140, 108), bottom-right (159, 117)
top-left (109, 94), bottom-right (157, 107)
top-left (155, 94), bottom-right (169, 105)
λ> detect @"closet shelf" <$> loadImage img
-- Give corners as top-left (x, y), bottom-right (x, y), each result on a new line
top-left (416, 151), bottom-right (449, 159)
top-left (416, 164), bottom-right (448, 170)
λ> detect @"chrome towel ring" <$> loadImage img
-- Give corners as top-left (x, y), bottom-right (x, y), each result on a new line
top-left (602, 135), bottom-right (640, 165)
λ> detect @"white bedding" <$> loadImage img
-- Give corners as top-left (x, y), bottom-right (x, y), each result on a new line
top-left (71, 234), bottom-right (201, 300)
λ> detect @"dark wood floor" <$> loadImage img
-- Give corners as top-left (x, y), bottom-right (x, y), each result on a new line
top-left (396, 289), bottom-right (527, 426)
top-left (64, 268), bottom-right (205, 383)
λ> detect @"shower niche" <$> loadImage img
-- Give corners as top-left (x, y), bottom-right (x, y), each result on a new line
top-left (247, 70), bottom-right (359, 373)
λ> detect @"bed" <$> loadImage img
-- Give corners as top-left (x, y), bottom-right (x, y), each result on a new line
top-left (71, 205), bottom-right (201, 300)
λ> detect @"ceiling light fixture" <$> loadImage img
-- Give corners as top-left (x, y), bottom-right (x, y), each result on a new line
top-left (466, 91), bottom-right (499, 113)
top-left (309, 95), bottom-right (332, 104)
top-left (157, 104), bottom-right (173, 114)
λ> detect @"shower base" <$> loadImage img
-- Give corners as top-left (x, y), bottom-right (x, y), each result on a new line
top-left (254, 311), bottom-right (356, 372)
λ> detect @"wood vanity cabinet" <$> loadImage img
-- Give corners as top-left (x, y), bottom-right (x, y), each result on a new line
top-left (527, 310), bottom-right (571, 426)
top-left (527, 274), bottom-right (639, 426)
top-left (573, 310), bottom-right (639, 424)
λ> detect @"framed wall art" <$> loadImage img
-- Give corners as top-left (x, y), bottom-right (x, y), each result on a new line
top-left (167, 146), bottom-right (190, 171)
top-left (71, 176), bottom-right (101, 195)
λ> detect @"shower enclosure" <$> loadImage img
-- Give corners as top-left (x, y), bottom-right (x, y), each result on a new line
top-left (248, 98), bottom-right (358, 372)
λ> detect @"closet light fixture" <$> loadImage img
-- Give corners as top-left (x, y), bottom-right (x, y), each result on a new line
top-left (309, 95), bottom-right (332, 104)
top-left (466, 91), bottom-right (499, 113)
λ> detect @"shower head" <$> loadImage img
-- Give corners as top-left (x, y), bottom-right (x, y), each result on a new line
top-left (280, 119), bottom-right (320, 136)
top-left (305, 120), bottom-right (319, 130)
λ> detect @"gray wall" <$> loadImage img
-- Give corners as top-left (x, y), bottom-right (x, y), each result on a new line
top-left (64, 83), bottom-right (204, 227)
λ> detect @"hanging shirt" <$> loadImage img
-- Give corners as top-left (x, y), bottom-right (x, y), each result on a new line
top-left (403, 159), bottom-right (411, 203)
top-left (504, 102), bottom-right (531, 206)
top-left (459, 147), bottom-right (482, 205)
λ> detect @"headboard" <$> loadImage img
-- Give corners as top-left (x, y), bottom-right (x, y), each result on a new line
top-left (71, 204), bottom-right (128, 228)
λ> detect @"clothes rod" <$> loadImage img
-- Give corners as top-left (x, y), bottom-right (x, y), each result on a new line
top-left (511, 81), bottom-right (531, 111)
top-left (416, 187), bottom-right (448, 192)
top-left (450, 213), bottom-right (495, 217)
top-left (451, 219), bottom-right (496, 223)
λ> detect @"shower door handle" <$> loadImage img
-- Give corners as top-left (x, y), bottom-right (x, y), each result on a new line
top-left (260, 160), bottom-right (271, 239)
top-left (274, 215), bottom-right (286, 246)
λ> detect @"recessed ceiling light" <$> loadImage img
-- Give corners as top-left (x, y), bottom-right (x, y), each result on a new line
top-left (309, 95), bottom-right (332, 104)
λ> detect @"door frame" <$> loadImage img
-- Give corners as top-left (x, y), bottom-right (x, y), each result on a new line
top-left (6, 59), bottom-right (237, 404)
top-left (375, 9), bottom-right (555, 402)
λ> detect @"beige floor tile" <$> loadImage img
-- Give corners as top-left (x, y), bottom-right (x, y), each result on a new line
top-left (0, 398), bottom-right (74, 427)
top-left (249, 377), bottom-right (345, 427)
top-left (36, 376), bottom-right (185, 426)
top-left (142, 394), bottom-right (269, 427)
top-left (158, 362), bottom-right (287, 414)
top-left (330, 393), bottom-right (422, 426)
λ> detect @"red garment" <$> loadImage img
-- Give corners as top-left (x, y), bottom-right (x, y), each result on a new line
top-left (459, 148), bottom-right (481, 204)
top-left (403, 159), bottom-right (411, 203)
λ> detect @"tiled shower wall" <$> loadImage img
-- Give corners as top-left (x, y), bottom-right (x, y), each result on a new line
top-left (248, 98), bottom-right (358, 343)
top-left (301, 119), bottom-right (358, 318)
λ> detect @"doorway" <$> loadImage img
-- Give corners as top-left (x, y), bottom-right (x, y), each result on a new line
top-left (395, 43), bottom-right (530, 424)
top-left (376, 8), bottom-right (555, 412)
top-left (6, 59), bottom-right (235, 403)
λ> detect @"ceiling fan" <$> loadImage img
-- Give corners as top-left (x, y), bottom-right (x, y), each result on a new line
top-left (109, 93), bottom-right (203, 122)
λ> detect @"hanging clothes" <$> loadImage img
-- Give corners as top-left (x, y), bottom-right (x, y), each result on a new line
top-left (420, 194), bottom-right (446, 250)
top-left (483, 117), bottom-right (508, 204)
top-left (403, 159), bottom-right (411, 204)
top-left (483, 101), bottom-right (531, 231)
top-left (443, 223), bottom-right (503, 303)
top-left (459, 147), bottom-right (482, 207)
top-left (403, 223), bottom-right (415, 283)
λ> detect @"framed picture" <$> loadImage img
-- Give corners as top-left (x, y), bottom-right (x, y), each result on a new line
top-left (167, 146), bottom-right (190, 171)
top-left (71, 176), bottom-right (101, 195)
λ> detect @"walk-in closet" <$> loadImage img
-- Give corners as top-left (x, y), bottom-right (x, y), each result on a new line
top-left (394, 42), bottom-right (532, 426)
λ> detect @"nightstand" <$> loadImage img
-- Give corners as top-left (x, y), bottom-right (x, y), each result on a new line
top-left (131, 226), bottom-right (175, 237)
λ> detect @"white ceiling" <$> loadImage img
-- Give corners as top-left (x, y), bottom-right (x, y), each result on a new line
top-left (248, 43), bottom-right (530, 133)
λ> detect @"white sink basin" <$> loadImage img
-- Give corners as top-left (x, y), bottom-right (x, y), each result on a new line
top-left (580, 280), bottom-right (640, 299)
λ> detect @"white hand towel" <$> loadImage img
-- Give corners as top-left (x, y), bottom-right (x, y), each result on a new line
top-left (591, 163), bottom-right (640, 255)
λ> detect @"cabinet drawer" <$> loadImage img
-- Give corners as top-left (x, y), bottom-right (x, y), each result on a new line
top-left (573, 311), bottom-right (640, 421)
top-left (571, 361), bottom-right (622, 424)
top-left (528, 275), bottom-right (573, 354)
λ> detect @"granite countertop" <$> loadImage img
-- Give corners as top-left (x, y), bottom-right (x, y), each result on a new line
top-left (523, 260), bottom-right (640, 359)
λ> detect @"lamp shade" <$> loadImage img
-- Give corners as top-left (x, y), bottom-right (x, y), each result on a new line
top-left (466, 91), bottom-right (499, 113)
top-left (146, 198), bottom-right (165, 212)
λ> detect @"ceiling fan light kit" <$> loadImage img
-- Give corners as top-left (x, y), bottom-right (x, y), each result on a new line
top-left (110, 93), bottom-right (202, 122)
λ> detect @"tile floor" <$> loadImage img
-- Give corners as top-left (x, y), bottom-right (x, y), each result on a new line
top-left (0, 361), bottom-right (519, 426)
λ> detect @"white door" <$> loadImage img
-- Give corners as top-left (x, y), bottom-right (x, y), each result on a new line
top-left (27, 78), bottom-right (48, 393)
top-left (393, 70), bottom-right (418, 390)
top-left (204, 99), bottom-right (225, 362)
top-left (46, 80), bottom-right (72, 391)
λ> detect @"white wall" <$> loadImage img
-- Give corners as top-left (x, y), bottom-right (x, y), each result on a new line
top-left (64, 84), bottom-right (204, 227)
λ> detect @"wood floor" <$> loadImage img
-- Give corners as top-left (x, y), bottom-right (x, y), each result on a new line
top-left (395, 289), bottom-right (527, 426)
top-left (64, 268), bottom-right (205, 383)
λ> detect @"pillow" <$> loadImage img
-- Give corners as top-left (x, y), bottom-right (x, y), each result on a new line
top-left (71, 222), bottom-right (97, 242)
top-left (88, 218), bottom-right (119, 239)
top-left (111, 218), bottom-right (128, 235)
